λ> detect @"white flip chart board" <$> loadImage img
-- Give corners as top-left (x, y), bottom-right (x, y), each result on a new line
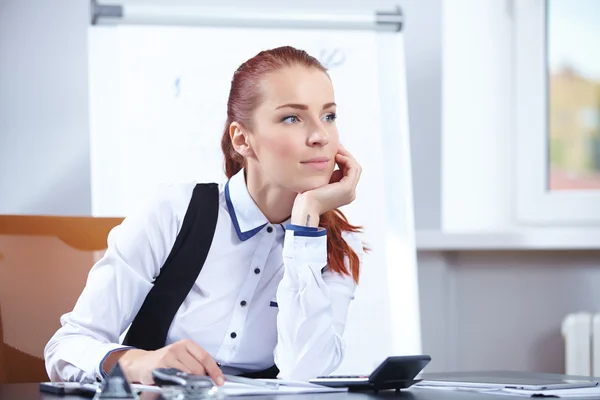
top-left (88, 24), bottom-right (421, 374)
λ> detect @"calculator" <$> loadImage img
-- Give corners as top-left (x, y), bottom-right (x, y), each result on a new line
top-left (309, 355), bottom-right (431, 391)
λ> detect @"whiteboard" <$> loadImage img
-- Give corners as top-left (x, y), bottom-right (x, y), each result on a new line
top-left (88, 25), bottom-right (420, 374)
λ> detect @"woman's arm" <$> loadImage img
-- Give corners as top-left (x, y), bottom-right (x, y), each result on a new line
top-left (273, 227), bottom-right (362, 380)
top-left (272, 143), bottom-right (363, 380)
top-left (43, 184), bottom-right (193, 383)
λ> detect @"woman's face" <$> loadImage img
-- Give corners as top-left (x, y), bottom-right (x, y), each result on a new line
top-left (245, 66), bottom-right (339, 193)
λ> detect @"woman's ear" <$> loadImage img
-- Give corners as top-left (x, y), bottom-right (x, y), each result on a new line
top-left (229, 122), bottom-right (254, 157)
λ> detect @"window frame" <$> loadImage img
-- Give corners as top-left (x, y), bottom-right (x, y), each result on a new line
top-left (515, 0), bottom-right (600, 225)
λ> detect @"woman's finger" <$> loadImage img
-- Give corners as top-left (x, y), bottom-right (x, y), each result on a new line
top-left (335, 154), bottom-right (351, 180)
top-left (329, 169), bottom-right (344, 184)
top-left (337, 145), bottom-right (350, 157)
top-left (352, 159), bottom-right (362, 187)
top-left (347, 160), bottom-right (360, 189)
top-left (339, 149), bottom-right (361, 187)
top-left (336, 154), bottom-right (359, 188)
top-left (337, 143), bottom-right (357, 160)
top-left (176, 346), bottom-right (206, 376)
top-left (184, 341), bottom-right (224, 385)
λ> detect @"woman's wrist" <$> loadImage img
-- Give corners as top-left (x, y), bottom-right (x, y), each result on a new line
top-left (291, 193), bottom-right (320, 227)
top-left (103, 348), bottom-right (142, 381)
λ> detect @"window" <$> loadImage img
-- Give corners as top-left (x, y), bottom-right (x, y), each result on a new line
top-left (515, 0), bottom-right (600, 224)
top-left (547, 0), bottom-right (600, 191)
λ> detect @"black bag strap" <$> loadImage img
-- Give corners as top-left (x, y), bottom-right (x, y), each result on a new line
top-left (123, 183), bottom-right (220, 350)
top-left (122, 182), bottom-right (280, 378)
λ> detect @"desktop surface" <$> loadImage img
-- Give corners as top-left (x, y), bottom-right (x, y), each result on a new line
top-left (0, 382), bottom-right (508, 400)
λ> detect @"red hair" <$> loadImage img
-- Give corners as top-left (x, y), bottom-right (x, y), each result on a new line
top-left (220, 46), bottom-right (365, 283)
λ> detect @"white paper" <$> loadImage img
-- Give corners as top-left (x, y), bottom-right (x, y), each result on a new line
top-left (414, 383), bottom-right (600, 398)
top-left (131, 380), bottom-right (346, 396)
top-left (220, 381), bottom-right (347, 396)
top-left (503, 386), bottom-right (600, 398)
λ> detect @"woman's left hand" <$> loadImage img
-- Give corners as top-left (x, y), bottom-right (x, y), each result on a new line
top-left (291, 145), bottom-right (362, 227)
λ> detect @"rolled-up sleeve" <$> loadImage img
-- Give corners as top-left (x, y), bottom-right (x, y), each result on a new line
top-left (274, 225), bottom-right (363, 380)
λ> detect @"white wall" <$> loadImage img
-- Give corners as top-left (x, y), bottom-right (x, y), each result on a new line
top-left (415, 0), bottom-right (600, 376)
top-left (441, 0), bottom-right (514, 232)
top-left (0, 0), bottom-right (441, 227)
top-left (0, 0), bottom-right (92, 215)
top-left (402, 0), bottom-right (443, 230)
top-left (419, 249), bottom-right (600, 374)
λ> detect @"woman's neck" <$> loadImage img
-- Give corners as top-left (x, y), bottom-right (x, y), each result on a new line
top-left (244, 168), bottom-right (296, 224)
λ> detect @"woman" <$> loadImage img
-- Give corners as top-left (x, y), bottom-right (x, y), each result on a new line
top-left (44, 46), bottom-right (365, 385)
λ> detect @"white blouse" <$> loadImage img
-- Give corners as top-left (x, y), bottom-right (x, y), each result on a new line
top-left (44, 168), bottom-right (363, 383)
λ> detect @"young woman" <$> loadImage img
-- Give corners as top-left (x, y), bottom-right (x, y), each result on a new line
top-left (44, 46), bottom-right (365, 385)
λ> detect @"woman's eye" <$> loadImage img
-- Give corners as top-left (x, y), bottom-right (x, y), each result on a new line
top-left (324, 113), bottom-right (337, 123)
top-left (282, 115), bottom-right (299, 124)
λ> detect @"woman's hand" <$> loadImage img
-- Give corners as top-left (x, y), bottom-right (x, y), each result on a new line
top-left (104, 339), bottom-right (224, 386)
top-left (291, 145), bottom-right (362, 227)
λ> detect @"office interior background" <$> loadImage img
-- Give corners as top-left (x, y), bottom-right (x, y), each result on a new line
top-left (1, 0), bottom-right (600, 381)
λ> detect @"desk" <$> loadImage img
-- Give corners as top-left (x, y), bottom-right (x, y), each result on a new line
top-left (0, 383), bottom-right (502, 400)
top-left (5, 371), bottom-right (597, 400)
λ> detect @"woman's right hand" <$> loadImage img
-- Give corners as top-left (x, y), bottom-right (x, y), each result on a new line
top-left (110, 339), bottom-right (225, 386)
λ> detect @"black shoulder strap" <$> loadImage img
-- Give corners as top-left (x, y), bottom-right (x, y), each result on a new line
top-left (123, 183), bottom-right (220, 351)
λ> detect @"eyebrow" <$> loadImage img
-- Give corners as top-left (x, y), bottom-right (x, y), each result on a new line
top-left (275, 102), bottom-right (337, 111)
